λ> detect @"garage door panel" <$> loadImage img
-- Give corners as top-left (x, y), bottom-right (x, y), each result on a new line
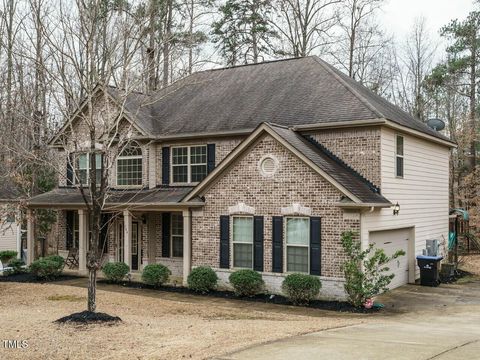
top-left (369, 228), bottom-right (410, 290)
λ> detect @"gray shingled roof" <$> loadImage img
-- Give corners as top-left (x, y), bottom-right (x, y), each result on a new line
top-left (0, 179), bottom-right (22, 202)
top-left (266, 123), bottom-right (391, 204)
top-left (108, 56), bottom-right (451, 142)
top-left (28, 187), bottom-right (198, 208)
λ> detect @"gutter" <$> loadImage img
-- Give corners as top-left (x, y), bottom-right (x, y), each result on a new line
top-left (334, 202), bottom-right (392, 209)
top-left (133, 128), bottom-right (253, 142)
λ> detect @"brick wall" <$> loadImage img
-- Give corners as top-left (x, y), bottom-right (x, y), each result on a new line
top-left (308, 126), bottom-right (381, 187)
top-left (191, 134), bottom-right (360, 281)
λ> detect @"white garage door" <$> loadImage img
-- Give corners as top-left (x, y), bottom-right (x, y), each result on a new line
top-left (369, 228), bottom-right (410, 290)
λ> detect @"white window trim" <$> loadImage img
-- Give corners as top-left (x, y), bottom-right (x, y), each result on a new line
top-left (170, 145), bottom-right (207, 185)
top-left (395, 134), bottom-right (404, 179)
top-left (170, 213), bottom-right (184, 258)
top-left (284, 216), bottom-right (310, 274)
top-left (116, 152), bottom-right (143, 188)
top-left (231, 215), bottom-right (254, 270)
top-left (74, 152), bottom-right (102, 186)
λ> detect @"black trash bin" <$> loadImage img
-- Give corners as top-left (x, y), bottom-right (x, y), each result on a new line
top-left (416, 255), bottom-right (443, 286)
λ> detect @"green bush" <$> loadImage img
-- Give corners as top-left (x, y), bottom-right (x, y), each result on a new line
top-left (282, 273), bottom-right (321, 305)
top-left (0, 250), bottom-right (17, 264)
top-left (187, 266), bottom-right (218, 293)
top-left (29, 255), bottom-right (65, 280)
top-left (229, 269), bottom-right (264, 297)
top-left (102, 262), bottom-right (130, 283)
top-left (142, 264), bottom-right (171, 287)
top-left (341, 231), bottom-right (405, 307)
top-left (5, 258), bottom-right (25, 275)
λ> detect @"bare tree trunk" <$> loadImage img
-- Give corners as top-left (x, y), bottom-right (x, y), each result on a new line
top-left (147, 0), bottom-right (157, 92)
top-left (469, 41), bottom-right (477, 170)
top-left (188, 0), bottom-right (194, 74)
top-left (163, 0), bottom-right (173, 87)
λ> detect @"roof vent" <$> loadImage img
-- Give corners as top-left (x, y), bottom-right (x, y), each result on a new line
top-left (258, 155), bottom-right (278, 177)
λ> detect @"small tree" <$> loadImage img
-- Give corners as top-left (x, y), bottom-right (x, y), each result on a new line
top-left (341, 230), bottom-right (405, 307)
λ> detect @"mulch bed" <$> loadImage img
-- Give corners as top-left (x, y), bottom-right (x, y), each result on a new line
top-left (0, 273), bottom-right (79, 283)
top-left (98, 279), bottom-right (379, 313)
top-left (55, 310), bottom-right (121, 325)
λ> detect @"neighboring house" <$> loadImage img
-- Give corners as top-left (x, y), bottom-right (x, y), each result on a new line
top-left (0, 182), bottom-right (23, 263)
top-left (26, 56), bottom-right (454, 299)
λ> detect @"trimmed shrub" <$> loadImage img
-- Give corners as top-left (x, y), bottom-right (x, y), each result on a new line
top-left (282, 273), bottom-right (321, 305)
top-left (229, 269), bottom-right (264, 297)
top-left (187, 266), bottom-right (218, 293)
top-left (102, 262), bottom-right (130, 283)
top-left (29, 255), bottom-right (65, 280)
top-left (0, 250), bottom-right (17, 265)
top-left (5, 258), bottom-right (25, 275)
top-left (142, 264), bottom-right (171, 287)
top-left (341, 231), bottom-right (405, 307)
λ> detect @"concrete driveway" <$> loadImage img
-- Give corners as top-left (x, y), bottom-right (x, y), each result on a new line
top-left (217, 279), bottom-right (480, 360)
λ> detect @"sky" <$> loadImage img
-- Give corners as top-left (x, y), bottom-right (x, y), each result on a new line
top-left (381, 0), bottom-right (474, 49)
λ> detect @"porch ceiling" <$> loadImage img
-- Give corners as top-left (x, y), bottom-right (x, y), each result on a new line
top-left (27, 187), bottom-right (203, 210)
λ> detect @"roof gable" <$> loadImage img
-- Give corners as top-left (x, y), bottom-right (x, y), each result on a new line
top-left (183, 123), bottom-right (391, 206)
top-left (49, 85), bottom-right (148, 147)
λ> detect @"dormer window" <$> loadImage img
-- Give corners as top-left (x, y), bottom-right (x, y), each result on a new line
top-left (117, 143), bottom-right (143, 186)
top-left (171, 145), bottom-right (207, 184)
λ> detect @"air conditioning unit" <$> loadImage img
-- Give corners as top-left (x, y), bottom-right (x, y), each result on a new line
top-left (425, 239), bottom-right (439, 257)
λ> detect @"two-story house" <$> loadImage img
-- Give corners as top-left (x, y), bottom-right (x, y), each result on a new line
top-left (26, 56), bottom-right (454, 299)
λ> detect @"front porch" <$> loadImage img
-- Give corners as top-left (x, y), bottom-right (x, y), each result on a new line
top-left (26, 187), bottom-right (203, 285)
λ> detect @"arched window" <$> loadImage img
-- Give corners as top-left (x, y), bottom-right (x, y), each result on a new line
top-left (117, 142), bottom-right (143, 186)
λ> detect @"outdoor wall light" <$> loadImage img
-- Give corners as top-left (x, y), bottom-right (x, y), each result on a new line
top-left (393, 202), bottom-right (400, 216)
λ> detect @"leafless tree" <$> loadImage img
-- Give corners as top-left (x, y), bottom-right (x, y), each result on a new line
top-left (333, 0), bottom-right (385, 79)
top-left (272, 0), bottom-right (341, 57)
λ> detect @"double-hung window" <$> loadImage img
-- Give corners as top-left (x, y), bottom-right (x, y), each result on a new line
top-left (75, 153), bottom-right (102, 185)
top-left (232, 216), bottom-right (254, 268)
top-left (171, 145), bottom-right (207, 183)
top-left (395, 134), bottom-right (404, 178)
top-left (285, 217), bottom-right (309, 273)
top-left (117, 143), bottom-right (143, 186)
top-left (171, 213), bottom-right (184, 257)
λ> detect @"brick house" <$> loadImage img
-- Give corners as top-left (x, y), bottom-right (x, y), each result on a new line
top-left (26, 56), bottom-right (454, 299)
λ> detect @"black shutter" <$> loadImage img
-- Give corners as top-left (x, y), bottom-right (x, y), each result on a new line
top-left (162, 213), bottom-right (171, 257)
top-left (253, 216), bottom-right (264, 272)
top-left (66, 153), bottom-right (74, 186)
top-left (207, 144), bottom-right (216, 174)
top-left (272, 216), bottom-right (283, 273)
top-left (310, 217), bottom-right (321, 276)
top-left (162, 147), bottom-right (170, 185)
top-left (219, 215), bottom-right (230, 269)
top-left (66, 211), bottom-right (74, 249)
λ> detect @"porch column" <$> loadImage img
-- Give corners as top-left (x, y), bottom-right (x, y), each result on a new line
top-left (16, 211), bottom-right (22, 259)
top-left (182, 209), bottom-right (192, 286)
top-left (123, 210), bottom-right (132, 269)
top-left (26, 209), bottom-right (34, 265)
top-left (78, 209), bottom-right (87, 272)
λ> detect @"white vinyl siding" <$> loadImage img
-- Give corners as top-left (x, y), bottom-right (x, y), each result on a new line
top-left (0, 220), bottom-right (19, 253)
top-left (361, 127), bottom-right (450, 280)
